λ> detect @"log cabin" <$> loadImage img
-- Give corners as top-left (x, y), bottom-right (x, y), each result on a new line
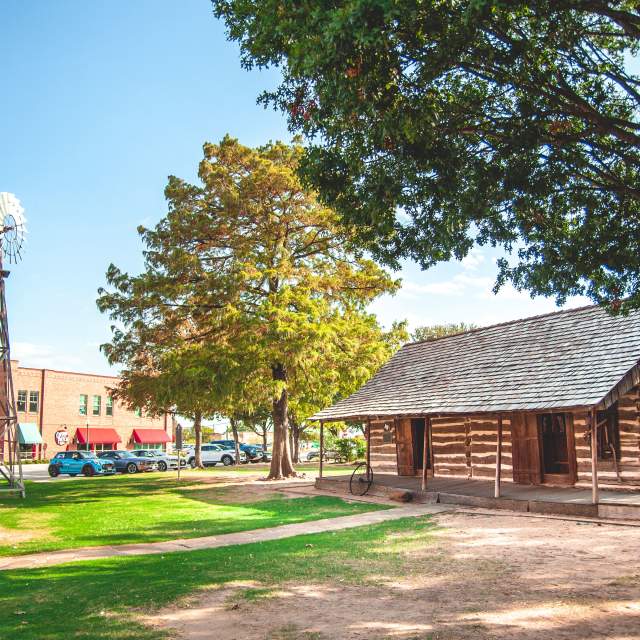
top-left (312, 304), bottom-right (640, 504)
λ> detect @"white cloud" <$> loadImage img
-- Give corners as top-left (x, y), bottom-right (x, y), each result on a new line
top-left (460, 249), bottom-right (485, 271)
top-left (401, 273), bottom-right (494, 298)
top-left (402, 280), bottom-right (466, 296)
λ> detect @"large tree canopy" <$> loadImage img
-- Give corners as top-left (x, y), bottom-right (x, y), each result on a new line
top-left (214, 1), bottom-right (640, 311)
top-left (99, 137), bottom-right (399, 479)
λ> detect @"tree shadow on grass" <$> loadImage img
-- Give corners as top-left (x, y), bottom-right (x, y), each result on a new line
top-left (1, 486), bottom-right (380, 556)
top-left (0, 516), bottom-right (438, 640)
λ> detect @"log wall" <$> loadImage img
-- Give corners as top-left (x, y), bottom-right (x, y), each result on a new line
top-left (366, 389), bottom-right (640, 486)
top-left (575, 386), bottom-right (640, 486)
top-left (431, 415), bottom-right (513, 481)
top-left (369, 416), bottom-right (514, 481)
top-left (368, 420), bottom-right (398, 472)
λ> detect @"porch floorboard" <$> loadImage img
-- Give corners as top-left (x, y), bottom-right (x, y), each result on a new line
top-left (371, 473), bottom-right (640, 504)
top-left (317, 472), bottom-right (640, 519)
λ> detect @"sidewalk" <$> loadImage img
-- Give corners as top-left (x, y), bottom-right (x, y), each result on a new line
top-left (0, 503), bottom-right (451, 571)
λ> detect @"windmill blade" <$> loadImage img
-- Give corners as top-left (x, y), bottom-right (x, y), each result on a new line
top-left (0, 192), bottom-right (27, 263)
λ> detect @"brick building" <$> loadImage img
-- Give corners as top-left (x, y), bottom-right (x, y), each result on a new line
top-left (13, 361), bottom-right (172, 460)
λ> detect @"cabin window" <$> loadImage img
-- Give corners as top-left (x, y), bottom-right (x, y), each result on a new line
top-left (596, 404), bottom-right (620, 461)
top-left (537, 413), bottom-right (569, 475)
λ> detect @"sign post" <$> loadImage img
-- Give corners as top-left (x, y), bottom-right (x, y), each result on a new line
top-left (175, 424), bottom-right (183, 482)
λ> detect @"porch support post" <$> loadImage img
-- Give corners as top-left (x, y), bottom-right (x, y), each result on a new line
top-left (590, 406), bottom-right (599, 505)
top-left (366, 418), bottom-right (371, 471)
top-left (421, 416), bottom-right (429, 491)
top-left (319, 420), bottom-right (324, 480)
top-left (429, 416), bottom-right (434, 474)
top-left (494, 414), bottom-right (503, 498)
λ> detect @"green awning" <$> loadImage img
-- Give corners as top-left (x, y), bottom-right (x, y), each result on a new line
top-left (18, 423), bottom-right (43, 445)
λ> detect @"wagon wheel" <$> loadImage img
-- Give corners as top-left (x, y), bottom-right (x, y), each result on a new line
top-left (349, 462), bottom-right (373, 496)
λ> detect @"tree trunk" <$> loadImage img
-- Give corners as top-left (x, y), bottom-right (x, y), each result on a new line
top-left (289, 414), bottom-right (301, 463)
top-left (266, 363), bottom-right (298, 479)
top-left (193, 410), bottom-right (204, 469)
top-left (230, 416), bottom-right (242, 466)
top-left (262, 428), bottom-right (268, 453)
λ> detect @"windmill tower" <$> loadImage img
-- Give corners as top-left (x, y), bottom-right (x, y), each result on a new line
top-left (0, 192), bottom-right (27, 498)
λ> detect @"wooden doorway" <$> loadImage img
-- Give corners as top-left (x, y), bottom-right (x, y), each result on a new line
top-left (395, 418), bottom-right (414, 476)
top-left (537, 413), bottom-right (577, 485)
top-left (411, 418), bottom-right (430, 474)
top-left (511, 412), bottom-right (542, 485)
top-left (596, 404), bottom-right (620, 462)
top-left (395, 418), bottom-right (430, 476)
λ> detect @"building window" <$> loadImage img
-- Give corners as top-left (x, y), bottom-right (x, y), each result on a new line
top-left (79, 394), bottom-right (88, 416)
top-left (29, 391), bottom-right (40, 413)
top-left (19, 444), bottom-right (36, 460)
top-left (17, 390), bottom-right (27, 412)
top-left (92, 395), bottom-right (101, 416)
top-left (77, 442), bottom-right (114, 452)
top-left (106, 396), bottom-right (113, 417)
top-left (139, 442), bottom-right (163, 450)
top-left (134, 407), bottom-right (142, 417)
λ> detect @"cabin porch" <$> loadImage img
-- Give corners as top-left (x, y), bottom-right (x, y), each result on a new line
top-left (316, 472), bottom-right (640, 520)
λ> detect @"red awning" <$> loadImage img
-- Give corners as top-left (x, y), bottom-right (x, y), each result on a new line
top-left (132, 429), bottom-right (171, 444)
top-left (75, 427), bottom-right (121, 445)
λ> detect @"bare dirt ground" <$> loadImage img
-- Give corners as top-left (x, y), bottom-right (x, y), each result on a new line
top-left (146, 509), bottom-right (640, 640)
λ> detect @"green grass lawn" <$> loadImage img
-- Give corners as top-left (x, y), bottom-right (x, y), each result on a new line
top-left (0, 472), bottom-right (384, 557)
top-left (190, 462), bottom-right (356, 476)
top-left (0, 515), bottom-right (438, 640)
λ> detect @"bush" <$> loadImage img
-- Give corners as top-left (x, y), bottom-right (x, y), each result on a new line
top-left (334, 437), bottom-right (366, 463)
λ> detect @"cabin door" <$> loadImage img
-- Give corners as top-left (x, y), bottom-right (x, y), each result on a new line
top-left (411, 418), bottom-right (430, 473)
top-left (511, 412), bottom-right (542, 485)
top-left (537, 413), bottom-right (577, 484)
top-left (395, 418), bottom-right (415, 476)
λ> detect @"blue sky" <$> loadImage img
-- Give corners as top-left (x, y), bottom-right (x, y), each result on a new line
top-left (2, 0), bottom-right (590, 375)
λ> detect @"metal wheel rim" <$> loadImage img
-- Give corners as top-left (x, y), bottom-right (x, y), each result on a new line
top-left (349, 462), bottom-right (373, 496)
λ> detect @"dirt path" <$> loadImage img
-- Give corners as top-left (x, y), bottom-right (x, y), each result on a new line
top-left (148, 510), bottom-right (640, 640)
top-left (0, 503), bottom-right (451, 571)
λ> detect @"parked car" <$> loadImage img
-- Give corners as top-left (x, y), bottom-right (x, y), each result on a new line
top-left (132, 449), bottom-right (186, 471)
top-left (210, 440), bottom-right (267, 463)
top-left (48, 451), bottom-right (116, 477)
top-left (306, 449), bottom-right (342, 462)
top-left (184, 443), bottom-right (246, 467)
top-left (97, 450), bottom-right (158, 474)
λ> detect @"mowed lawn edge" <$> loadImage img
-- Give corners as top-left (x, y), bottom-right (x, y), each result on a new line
top-left (0, 515), bottom-right (438, 640)
top-left (0, 472), bottom-right (386, 557)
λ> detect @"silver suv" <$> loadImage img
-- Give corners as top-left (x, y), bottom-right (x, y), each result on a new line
top-left (132, 449), bottom-right (186, 471)
top-left (184, 444), bottom-right (246, 467)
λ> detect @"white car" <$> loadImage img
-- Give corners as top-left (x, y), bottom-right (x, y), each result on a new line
top-left (184, 444), bottom-right (246, 468)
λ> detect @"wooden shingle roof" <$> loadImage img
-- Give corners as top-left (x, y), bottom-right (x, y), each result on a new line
top-left (312, 304), bottom-right (640, 421)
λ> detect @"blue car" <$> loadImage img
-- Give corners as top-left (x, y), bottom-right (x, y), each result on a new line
top-left (48, 451), bottom-right (116, 477)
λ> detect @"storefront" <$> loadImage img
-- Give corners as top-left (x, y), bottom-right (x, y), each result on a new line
top-left (131, 428), bottom-right (171, 451)
top-left (17, 422), bottom-right (44, 460)
top-left (74, 427), bottom-right (121, 451)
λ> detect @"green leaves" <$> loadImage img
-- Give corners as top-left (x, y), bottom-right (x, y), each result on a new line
top-left (214, 0), bottom-right (640, 311)
top-left (98, 136), bottom-right (401, 427)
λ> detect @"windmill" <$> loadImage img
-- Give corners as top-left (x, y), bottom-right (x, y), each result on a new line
top-left (0, 192), bottom-right (27, 497)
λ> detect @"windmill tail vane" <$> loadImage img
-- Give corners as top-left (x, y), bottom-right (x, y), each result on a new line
top-left (0, 192), bottom-right (26, 497)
